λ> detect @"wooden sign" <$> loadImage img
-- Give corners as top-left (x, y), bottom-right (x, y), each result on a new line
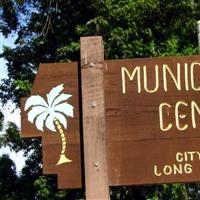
top-left (21, 36), bottom-right (200, 199)
top-left (105, 56), bottom-right (200, 185)
top-left (21, 62), bottom-right (82, 188)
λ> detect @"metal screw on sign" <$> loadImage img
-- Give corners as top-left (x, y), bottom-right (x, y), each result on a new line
top-left (93, 162), bottom-right (100, 171)
top-left (197, 20), bottom-right (200, 54)
top-left (93, 162), bottom-right (99, 167)
top-left (89, 62), bottom-right (95, 67)
top-left (91, 101), bottom-right (97, 108)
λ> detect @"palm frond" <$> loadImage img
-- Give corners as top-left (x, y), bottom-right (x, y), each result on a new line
top-left (54, 102), bottom-right (74, 117)
top-left (27, 106), bottom-right (47, 123)
top-left (47, 84), bottom-right (64, 106)
top-left (35, 111), bottom-right (49, 131)
top-left (25, 84), bottom-right (74, 132)
top-left (52, 93), bottom-right (72, 107)
top-left (45, 113), bottom-right (57, 132)
top-left (25, 95), bottom-right (48, 110)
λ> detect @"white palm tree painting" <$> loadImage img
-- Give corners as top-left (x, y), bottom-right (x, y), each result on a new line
top-left (24, 84), bottom-right (74, 165)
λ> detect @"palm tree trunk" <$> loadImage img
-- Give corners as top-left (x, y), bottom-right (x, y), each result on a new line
top-left (54, 118), bottom-right (72, 165)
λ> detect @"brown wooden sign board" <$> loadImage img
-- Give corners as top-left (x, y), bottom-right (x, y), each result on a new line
top-left (21, 37), bottom-right (200, 190)
top-left (105, 56), bottom-right (200, 185)
top-left (21, 62), bottom-right (82, 188)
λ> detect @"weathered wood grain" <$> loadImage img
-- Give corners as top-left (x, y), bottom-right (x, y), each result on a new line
top-left (81, 36), bottom-right (110, 200)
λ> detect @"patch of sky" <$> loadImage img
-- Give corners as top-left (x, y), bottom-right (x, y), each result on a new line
top-left (0, 32), bottom-right (25, 173)
top-left (0, 32), bottom-right (17, 80)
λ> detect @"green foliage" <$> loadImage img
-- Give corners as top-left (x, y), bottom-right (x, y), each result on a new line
top-left (34, 176), bottom-right (60, 200)
top-left (0, 154), bottom-right (18, 200)
top-left (145, 184), bottom-right (189, 200)
top-left (1, 0), bottom-right (199, 104)
top-left (1, 0), bottom-right (200, 199)
top-left (56, 42), bottom-right (80, 62)
top-left (14, 80), bottom-right (32, 93)
top-left (0, 0), bottom-right (18, 36)
top-left (0, 122), bottom-right (84, 199)
top-left (15, 0), bottom-right (25, 6)
top-left (34, 176), bottom-right (84, 200)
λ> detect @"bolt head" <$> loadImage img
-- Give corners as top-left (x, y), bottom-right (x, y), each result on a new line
top-left (89, 62), bottom-right (95, 67)
top-left (91, 101), bottom-right (97, 108)
top-left (93, 162), bottom-right (99, 167)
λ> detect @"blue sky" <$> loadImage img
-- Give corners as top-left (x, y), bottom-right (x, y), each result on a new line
top-left (0, 33), bottom-right (8, 79)
top-left (0, 33), bottom-right (18, 79)
top-left (0, 33), bottom-right (25, 173)
top-left (0, 33), bottom-right (21, 126)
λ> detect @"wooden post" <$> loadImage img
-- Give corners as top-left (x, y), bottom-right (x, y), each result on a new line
top-left (80, 36), bottom-right (110, 200)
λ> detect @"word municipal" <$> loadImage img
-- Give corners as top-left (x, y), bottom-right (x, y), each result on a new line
top-left (121, 62), bottom-right (200, 131)
top-left (121, 62), bottom-right (200, 94)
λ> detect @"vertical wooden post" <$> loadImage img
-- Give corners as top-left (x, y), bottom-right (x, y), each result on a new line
top-left (80, 36), bottom-right (110, 200)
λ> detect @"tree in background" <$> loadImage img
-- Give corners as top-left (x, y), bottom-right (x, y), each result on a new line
top-left (0, 0), bottom-right (200, 199)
